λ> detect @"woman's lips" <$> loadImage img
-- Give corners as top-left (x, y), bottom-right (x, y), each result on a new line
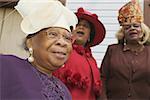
top-left (76, 31), bottom-right (85, 36)
top-left (52, 51), bottom-right (67, 59)
top-left (129, 31), bottom-right (138, 35)
top-left (128, 31), bottom-right (139, 39)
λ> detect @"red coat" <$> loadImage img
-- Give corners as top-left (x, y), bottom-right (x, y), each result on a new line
top-left (53, 44), bottom-right (102, 100)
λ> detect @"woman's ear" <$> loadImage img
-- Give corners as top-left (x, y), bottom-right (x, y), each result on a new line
top-left (26, 38), bottom-right (32, 50)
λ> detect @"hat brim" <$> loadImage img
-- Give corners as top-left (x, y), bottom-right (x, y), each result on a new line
top-left (76, 13), bottom-right (106, 47)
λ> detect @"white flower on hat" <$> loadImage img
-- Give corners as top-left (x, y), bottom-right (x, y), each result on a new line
top-left (15, 0), bottom-right (78, 35)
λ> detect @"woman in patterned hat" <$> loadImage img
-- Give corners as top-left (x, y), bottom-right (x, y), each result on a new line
top-left (53, 7), bottom-right (106, 100)
top-left (0, 0), bottom-right (78, 100)
top-left (100, 0), bottom-right (150, 99)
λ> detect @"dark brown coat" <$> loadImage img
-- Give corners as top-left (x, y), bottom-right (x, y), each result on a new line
top-left (100, 44), bottom-right (150, 100)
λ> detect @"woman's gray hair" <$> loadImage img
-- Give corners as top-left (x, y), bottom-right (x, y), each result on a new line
top-left (116, 23), bottom-right (150, 45)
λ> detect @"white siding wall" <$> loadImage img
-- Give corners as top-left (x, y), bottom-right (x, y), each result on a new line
top-left (67, 0), bottom-right (144, 67)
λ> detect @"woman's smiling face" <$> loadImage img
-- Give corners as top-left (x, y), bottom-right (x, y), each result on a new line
top-left (122, 22), bottom-right (143, 43)
top-left (26, 27), bottom-right (72, 72)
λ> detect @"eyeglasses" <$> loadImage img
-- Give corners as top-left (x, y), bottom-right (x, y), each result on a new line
top-left (45, 30), bottom-right (72, 43)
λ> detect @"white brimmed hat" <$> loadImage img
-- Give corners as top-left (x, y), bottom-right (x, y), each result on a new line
top-left (15, 0), bottom-right (78, 35)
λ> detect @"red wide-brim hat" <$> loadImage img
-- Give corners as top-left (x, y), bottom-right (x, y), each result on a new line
top-left (75, 7), bottom-right (106, 47)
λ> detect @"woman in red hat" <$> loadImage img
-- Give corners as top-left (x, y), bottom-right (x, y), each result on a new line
top-left (53, 7), bottom-right (106, 100)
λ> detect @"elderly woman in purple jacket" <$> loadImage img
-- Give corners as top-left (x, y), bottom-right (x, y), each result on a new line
top-left (0, 0), bottom-right (77, 100)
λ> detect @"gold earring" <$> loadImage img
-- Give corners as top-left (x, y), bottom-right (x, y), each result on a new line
top-left (28, 48), bottom-right (34, 62)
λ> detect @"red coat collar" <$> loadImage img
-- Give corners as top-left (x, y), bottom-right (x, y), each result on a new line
top-left (73, 44), bottom-right (92, 57)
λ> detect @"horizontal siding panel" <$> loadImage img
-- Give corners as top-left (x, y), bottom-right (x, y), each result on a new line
top-left (104, 24), bottom-right (120, 31)
top-left (105, 31), bottom-right (117, 38)
top-left (98, 17), bottom-right (118, 24)
top-left (68, 3), bottom-right (126, 10)
top-left (100, 38), bottom-right (118, 45)
top-left (68, 10), bottom-right (118, 17)
top-left (92, 53), bottom-right (106, 60)
top-left (92, 45), bottom-right (108, 53)
top-left (97, 11), bottom-right (117, 17)
top-left (68, 0), bottom-right (143, 3)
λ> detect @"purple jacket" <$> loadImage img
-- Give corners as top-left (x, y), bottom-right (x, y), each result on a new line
top-left (0, 54), bottom-right (71, 100)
